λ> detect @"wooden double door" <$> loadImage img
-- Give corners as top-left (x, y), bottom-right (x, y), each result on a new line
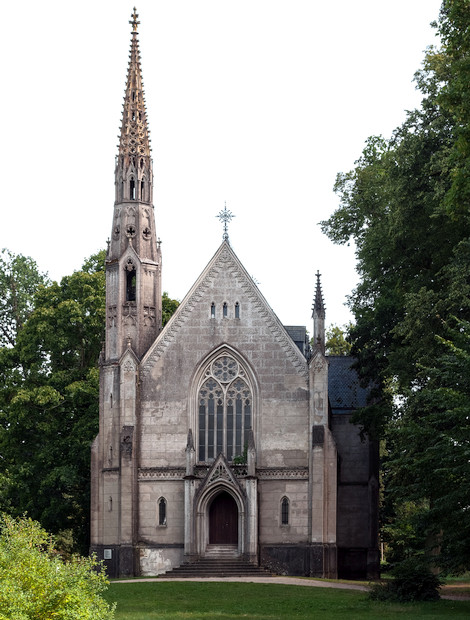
top-left (208, 491), bottom-right (238, 544)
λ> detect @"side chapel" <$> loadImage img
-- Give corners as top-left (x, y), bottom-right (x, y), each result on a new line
top-left (90, 10), bottom-right (379, 580)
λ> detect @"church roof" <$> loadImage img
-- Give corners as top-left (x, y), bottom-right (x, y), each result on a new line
top-left (327, 356), bottom-right (369, 413)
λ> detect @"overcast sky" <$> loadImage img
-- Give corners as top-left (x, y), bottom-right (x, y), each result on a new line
top-left (0, 0), bottom-right (442, 330)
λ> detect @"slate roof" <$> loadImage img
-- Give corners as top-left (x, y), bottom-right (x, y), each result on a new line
top-left (284, 326), bottom-right (309, 358)
top-left (327, 356), bottom-right (369, 413)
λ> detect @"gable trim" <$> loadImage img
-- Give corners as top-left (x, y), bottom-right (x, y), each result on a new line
top-left (141, 241), bottom-right (308, 379)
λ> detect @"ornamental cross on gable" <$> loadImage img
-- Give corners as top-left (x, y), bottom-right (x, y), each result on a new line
top-left (216, 202), bottom-right (235, 241)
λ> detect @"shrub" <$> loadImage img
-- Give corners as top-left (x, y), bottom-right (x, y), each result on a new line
top-left (0, 514), bottom-right (115, 619)
top-left (369, 556), bottom-right (442, 602)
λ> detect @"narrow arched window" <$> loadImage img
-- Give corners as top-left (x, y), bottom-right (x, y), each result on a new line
top-left (281, 496), bottom-right (289, 525)
top-left (141, 180), bottom-right (145, 201)
top-left (126, 267), bottom-right (136, 301)
top-left (211, 303), bottom-right (215, 319)
top-left (223, 302), bottom-right (228, 318)
top-left (235, 302), bottom-right (240, 319)
top-left (158, 497), bottom-right (167, 526)
top-left (130, 178), bottom-right (136, 200)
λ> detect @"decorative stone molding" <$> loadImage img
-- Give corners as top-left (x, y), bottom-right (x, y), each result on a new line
top-left (139, 468), bottom-right (185, 481)
top-left (142, 242), bottom-right (308, 379)
top-left (107, 305), bottom-right (117, 327)
top-left (122, 359), bottom-right (136, 373)
top-left (257, 467), bottom-right (308, 480)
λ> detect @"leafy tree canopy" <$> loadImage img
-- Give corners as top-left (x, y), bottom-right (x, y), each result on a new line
top-left (0, 248), bottom-right (49, 348)
top-left (325, 323), bottom-right (353, 356)
top-left (0, 249), bottom-right (179, 553)
top-left (0, 514), bottom-right (115, 619)
top-left (321, 0), bottom-right (470, 572)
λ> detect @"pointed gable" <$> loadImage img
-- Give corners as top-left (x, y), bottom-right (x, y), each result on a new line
top-left (142, 241), bottom-right (307, 378)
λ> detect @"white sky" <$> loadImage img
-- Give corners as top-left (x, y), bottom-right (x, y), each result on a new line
top-left (0, 0), bottom-right (442, 331)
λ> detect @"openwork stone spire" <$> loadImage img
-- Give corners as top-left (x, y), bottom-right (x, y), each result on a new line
top-left (312, 270), bottom-right (326, 354)
top-left (118, 7), bottom-right (151, 159)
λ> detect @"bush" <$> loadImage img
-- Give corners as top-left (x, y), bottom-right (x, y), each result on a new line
top-left (369, 556), bottom-right (442, 602)
top-left (0, 514), bottom-right (115, 619)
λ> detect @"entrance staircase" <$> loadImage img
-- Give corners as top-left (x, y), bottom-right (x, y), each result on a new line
top-left (159, 545), bottom-right (272, 578)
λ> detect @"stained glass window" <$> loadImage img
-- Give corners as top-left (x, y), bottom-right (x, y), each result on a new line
top-left (198, 354), bottom-right (252, 462)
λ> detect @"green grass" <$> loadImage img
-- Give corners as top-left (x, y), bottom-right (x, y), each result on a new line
top-left (104, 581), bottom-right (470, 620)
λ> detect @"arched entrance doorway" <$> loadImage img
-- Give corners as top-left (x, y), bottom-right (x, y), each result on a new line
top-left (209, 491), bottom-right (238, 544)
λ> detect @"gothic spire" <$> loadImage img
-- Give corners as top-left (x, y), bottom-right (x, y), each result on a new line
top-left (118, 7), bottom-right (151, 159)
top-left (312, 271), bottom-right (326, 355)
top-left (105, 9), bottom-right (162, 362)
top-left (313, 271), bottom-right (325, 319)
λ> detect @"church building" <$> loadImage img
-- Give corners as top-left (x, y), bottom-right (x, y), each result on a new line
top-left (90, 10), bottom-right (379, 580)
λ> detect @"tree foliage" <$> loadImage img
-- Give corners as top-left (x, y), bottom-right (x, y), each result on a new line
top-left (321, 0), bottom-right (470, 572)
top-left (0, 249), bottom-right (49, 348)
top-left (0, 514), bottom-right (114, 620)
top-left (325, 323), bottom-right (352, 356)
top-left (0, 251), bottom-right (106, 553)
top-left (0, 249), bottom-right (179, 553)
top-left (162, 291), bottom-right (180, 326)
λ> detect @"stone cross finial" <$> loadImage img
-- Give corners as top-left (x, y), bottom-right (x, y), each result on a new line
top-left (130, 7), bottom-right (140, 33)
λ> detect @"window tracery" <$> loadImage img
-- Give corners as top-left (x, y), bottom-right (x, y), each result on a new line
top-left (198, 354), bottom-right (252, 462)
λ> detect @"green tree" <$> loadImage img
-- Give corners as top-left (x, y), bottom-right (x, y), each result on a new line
top-left (386, 321), bottom-right (470, 573)
top-left (0, 249), bottom-right (180, 552)
top-left (0, 514), bottom-right (114, 620)
top-left (0, 248), bottom-right (49, 347)
top-left (321, 0), bottom-right (470, 573)
top-left (0, 252), bottom-right (106, 553)
top-left (325, 323), bottom-right (352, 356)
top-left (162, 291), bottom-right (180, 326)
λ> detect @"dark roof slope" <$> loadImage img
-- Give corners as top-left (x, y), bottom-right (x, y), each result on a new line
top-left (327, 356), bottom-right (369, 413)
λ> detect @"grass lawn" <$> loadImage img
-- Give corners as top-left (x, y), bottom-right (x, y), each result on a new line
top-left (104, 581), bottom-right (470, 619)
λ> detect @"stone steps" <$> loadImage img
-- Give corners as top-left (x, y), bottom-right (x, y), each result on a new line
top-left (160, 556), bottom-right (273, 578)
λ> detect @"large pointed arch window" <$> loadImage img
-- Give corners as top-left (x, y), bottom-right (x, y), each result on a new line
top-left (198, 354), bottom-right (252, 462)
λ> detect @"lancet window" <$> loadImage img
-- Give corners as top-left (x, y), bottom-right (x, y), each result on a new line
top-left (281, 496), bottom-right (289, 525)
top-left (158, 497), bottom-right (167, 526)
top-left (198, 354), bottom-right (252, 462)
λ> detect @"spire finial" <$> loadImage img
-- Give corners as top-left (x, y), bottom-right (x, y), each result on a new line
top-left (130, 7), bottom-right (140, 33)
top-left (118, 8), bottom-right (151, 158)
top-left (312, 270), bottom-right (326, 355)
top-left (216, 201), bottom-right (235, 242)
top-left (313, 270), bottom-right (325, 318)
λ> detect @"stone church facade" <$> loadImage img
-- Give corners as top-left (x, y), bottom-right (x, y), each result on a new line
top-left (90, 10), bottom-right (379, 580)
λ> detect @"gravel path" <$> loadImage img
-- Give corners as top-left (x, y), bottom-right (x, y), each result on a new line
top-left (114, 575), bottom-right (368, 591)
